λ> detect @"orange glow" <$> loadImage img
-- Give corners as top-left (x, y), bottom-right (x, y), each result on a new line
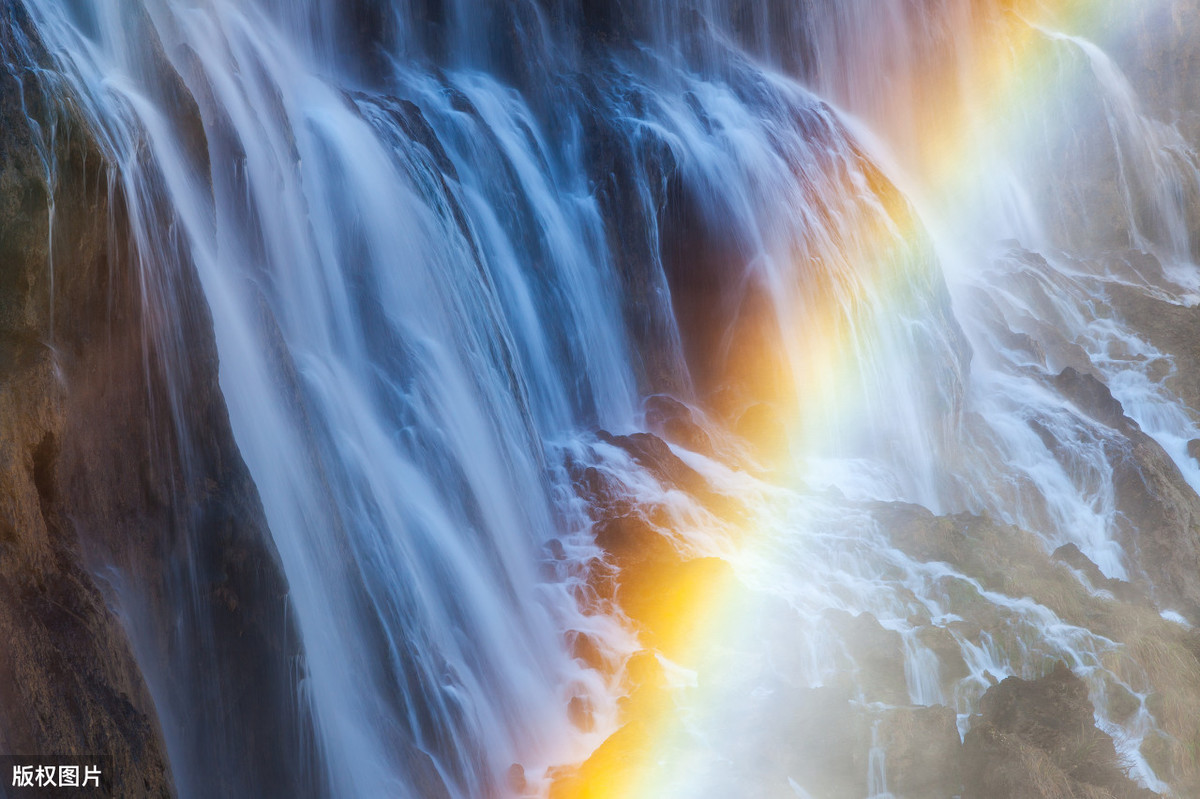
top-left (548, 1), bottom-right (1115, 795)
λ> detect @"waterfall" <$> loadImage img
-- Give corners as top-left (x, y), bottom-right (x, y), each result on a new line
top-left (10, 0), bottom-right (1200, 796)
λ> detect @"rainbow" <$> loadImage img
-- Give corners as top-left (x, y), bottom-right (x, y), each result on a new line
top-left (547, 1), bottom-right (1138, 796)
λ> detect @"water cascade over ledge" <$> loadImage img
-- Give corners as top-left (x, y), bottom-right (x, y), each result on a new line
top-left (4, 0), bottom-right (1200, 796)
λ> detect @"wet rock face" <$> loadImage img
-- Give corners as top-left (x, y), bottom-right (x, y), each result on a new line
top-left (0, 11), bottom-right (307, 797)
top-left (596, 430), bottom-right (710, 499)
top-left (575, 75), bottom-right (688, 398)
top-left (1042, 362), bottom-right (1200, 623)
top-left (879, 501), bottom-right (1200, 794)
top-left (1076, 0), bottom-right (1200, 148)
top-left (1052, 543), bottom-right (1148, 606)
top-left (963, 662), bottom-right (1155, 799)
top-left (0, 14), bottom-right (171, 796)
top-left (875, 704), bottom-right (962, 798)
top-left (823, 610), bottom-right (909, 706)
top-left (643, 394), bottom-right (713, 455)
top-left (1054, 367), bottom-right (1131, 431)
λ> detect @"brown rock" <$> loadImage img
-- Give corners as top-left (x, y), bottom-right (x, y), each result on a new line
top-left (506, 763), bottom-right (528, 793)
top-left (881, 503), bottom-right (964, 564)
top-left (963, 662), bottom-right (1157, 799)
top-left (567, 695), bottom-right (595, 732)
top-left (917, 624), bottom-right (971, 688)
top-left (1054, 366), bottom-right (1131, 431)
top-left (875, 704), bottom-right (963, 798)
top-left (566, 630), bottom-right (609, 671)
top-left (596, 430), bottom-right (714, 500)
top-left (824, 609), bottom-right (909, 705)
top-left (644, 394), bottom-right (713, 454)
top-left (0, 13), bottom-right (308, 797)
top-left (591, 511), bottom-right (679, 574)
top-left (1053, 543), bottom-right (1149, 605)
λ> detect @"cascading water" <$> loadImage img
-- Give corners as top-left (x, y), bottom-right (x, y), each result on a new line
top-left (10, 0), bottom-right (1200, 796)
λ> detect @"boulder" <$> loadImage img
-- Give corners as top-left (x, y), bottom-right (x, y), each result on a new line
top-left (916, 624), bottom-right (972, 690)
top-left (596, 430), bottom-right (714, 501)
top-left (644, 394), bottom-right (714, 455)
top-left (1052, 543), bottom-right (1148, 605)
top-left (962, 662), bottom-right (1157, 799)
top-left (1054, 366), bottom-right (1131, 431)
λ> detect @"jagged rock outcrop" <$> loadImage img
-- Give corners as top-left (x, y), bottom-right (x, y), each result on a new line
top-left (643, 394), bottom-right (713, 456)
top-left (963, 662), bottom-right (1155, 799)
top-left (1052, 365), bottom-right (1200, 622)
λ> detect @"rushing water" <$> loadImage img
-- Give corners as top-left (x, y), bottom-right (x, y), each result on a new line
top-left (11, 0), bottom-right (1200, 796)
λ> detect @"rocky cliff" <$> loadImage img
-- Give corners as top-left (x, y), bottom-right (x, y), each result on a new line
top-left (0, 7), bottom-right (308, 796)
